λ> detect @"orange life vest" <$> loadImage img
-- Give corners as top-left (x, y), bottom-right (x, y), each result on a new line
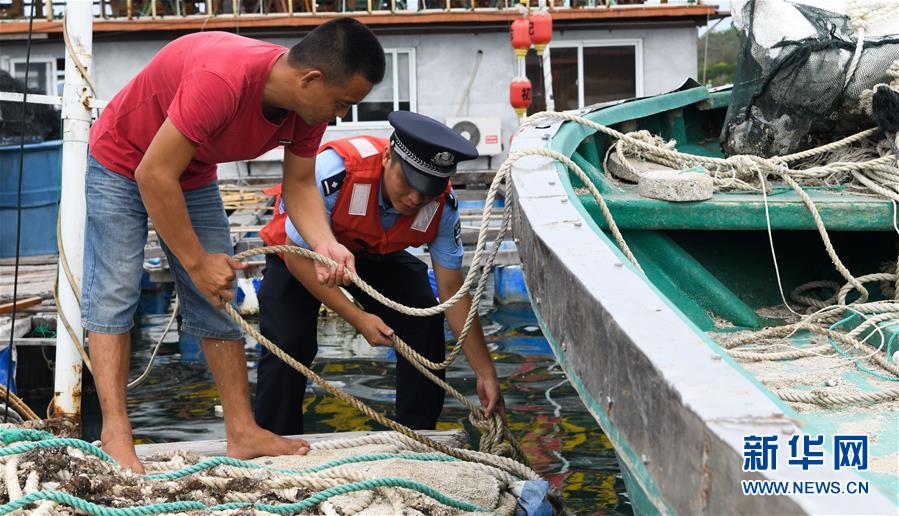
top-left (259, 136), bottom-right (449, 257)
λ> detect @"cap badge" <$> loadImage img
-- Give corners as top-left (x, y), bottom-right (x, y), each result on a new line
top-left (432, 151), bottom-right (455, 167)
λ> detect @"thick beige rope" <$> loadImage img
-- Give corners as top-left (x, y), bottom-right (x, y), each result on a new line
top-left (0, 386), bottom-right (38, 422)
top-left (791, 280), bottom-right (841, 309)
top-left (776, 170), bottom-right (870, 301)
top-left (775, 387), bottom-right (899, 406)
top-left (728, 344), bottom-right (835, 362)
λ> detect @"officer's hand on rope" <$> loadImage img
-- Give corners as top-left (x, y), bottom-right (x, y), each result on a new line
top-left (476, 374), bottom-right (505, 419)
top-left (357, 313), bottom-right (395, 347)
top-left (314, 241), bottom-right (356, 287)
top-left (187, 253), bottom-right (247, 308)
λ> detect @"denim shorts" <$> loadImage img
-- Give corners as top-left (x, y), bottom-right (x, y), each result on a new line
top-left (81, 156), bottom-right (243, 340)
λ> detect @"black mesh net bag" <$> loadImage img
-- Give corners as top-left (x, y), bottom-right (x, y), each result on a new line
top-left (0, 71), bottom-right (60, 146)
top-left (721, 0), bottom-right (899, 158)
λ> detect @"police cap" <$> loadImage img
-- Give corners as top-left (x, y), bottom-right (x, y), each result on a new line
top-left (388, 111), bottom-right (479, 197)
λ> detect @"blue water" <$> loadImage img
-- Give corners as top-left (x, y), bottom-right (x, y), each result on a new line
top-left (125, 291), bottom-right (631, 514)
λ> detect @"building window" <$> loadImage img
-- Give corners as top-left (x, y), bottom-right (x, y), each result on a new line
top-left (331, 49), bottom-right (415, 126)
top-left (526, 40), bottom-right (642, 114)
top-left (10, 59), bottom-right (55, 96)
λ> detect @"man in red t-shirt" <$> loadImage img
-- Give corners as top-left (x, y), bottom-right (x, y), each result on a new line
top-left (83, 18), bottom-right (385, 473)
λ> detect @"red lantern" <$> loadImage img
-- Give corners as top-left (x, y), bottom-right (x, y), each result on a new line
top-left (510, 77), bottom-right (532, 118)
top-left (510, 17), bottom-right (530, 60)
top-left (528, 10), bottom-right (552, 56)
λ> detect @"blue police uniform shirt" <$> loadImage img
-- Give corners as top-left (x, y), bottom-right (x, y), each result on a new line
top-left (283, 148), bottom-right (464, 270)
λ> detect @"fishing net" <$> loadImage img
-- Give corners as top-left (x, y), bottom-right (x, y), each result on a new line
top-left (722, 0), bottom-right (899, 158)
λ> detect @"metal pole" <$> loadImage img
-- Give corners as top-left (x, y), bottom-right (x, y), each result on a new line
top-left (52, 0), bottom-right (92, 421)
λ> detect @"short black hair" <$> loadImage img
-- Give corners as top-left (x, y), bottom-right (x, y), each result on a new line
top-left (288, 18), bottom-right (385, 86)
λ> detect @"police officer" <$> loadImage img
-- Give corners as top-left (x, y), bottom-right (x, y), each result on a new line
top-left (254, 111), bottom-right (505, 434)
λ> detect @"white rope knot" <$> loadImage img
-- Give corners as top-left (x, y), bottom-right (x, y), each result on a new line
top-left (621, 130), bottom-right (676, 158)
top-left (724, 154), bottom-right (773, 181)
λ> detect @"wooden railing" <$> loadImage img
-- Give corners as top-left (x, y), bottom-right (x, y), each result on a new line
top-left (0, 0), bottom-right (701, 21)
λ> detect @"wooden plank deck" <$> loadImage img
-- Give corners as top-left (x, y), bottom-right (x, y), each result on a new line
top-left (1, 256), bottom-right (58, 345)
top-left (135, 429), bottom-right (467, 458)
top-left (0, 256), bottom-right (57, 306)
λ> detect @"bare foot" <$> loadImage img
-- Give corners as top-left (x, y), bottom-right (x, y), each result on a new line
top-left (101, 429), bottom-right (145, 474)
top-left (227, 426), bottom-right (310, 460)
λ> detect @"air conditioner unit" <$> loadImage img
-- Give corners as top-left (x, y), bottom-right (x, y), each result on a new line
top-left (445, 117), bottom-right (502, 157)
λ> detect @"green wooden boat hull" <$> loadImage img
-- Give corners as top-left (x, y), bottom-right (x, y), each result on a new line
top-left (511, 85), bottom-right (897, 514)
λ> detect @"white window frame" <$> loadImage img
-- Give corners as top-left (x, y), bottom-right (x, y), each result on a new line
top-left (333, 48), bottom-right (416, 128)
top-left (547, 39), bottom-right (643, 108)
top-left (9, 58), bottom-right (56, 96)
